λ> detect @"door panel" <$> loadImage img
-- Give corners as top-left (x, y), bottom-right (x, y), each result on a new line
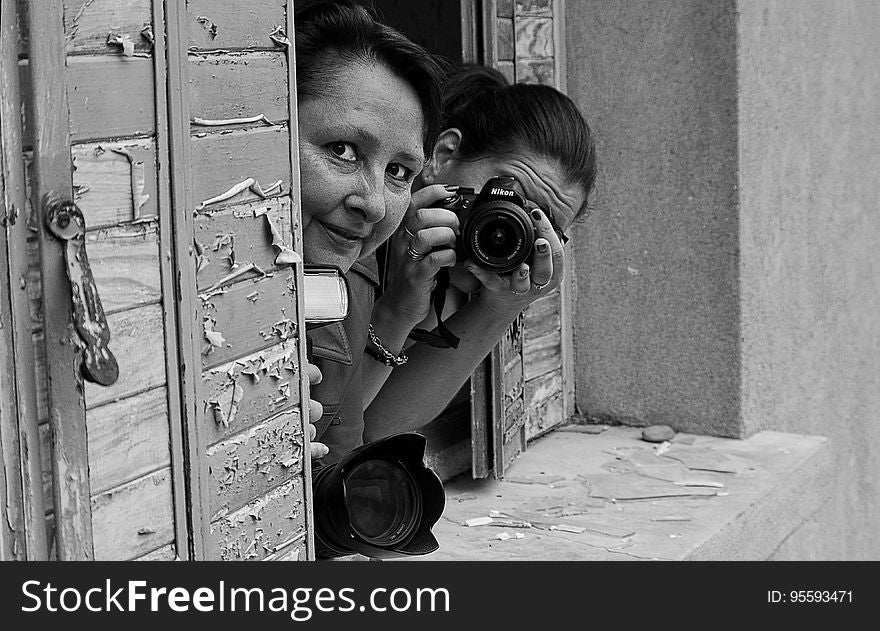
top-left (11, 0), bottom-right (312, 561)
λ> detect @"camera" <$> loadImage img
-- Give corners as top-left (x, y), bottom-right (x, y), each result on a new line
top-left (441, 175), bottom-right (536, 274)
top-left (302, 269), bottom-right (445, 559)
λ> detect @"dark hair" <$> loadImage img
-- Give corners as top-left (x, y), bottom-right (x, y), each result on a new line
top-left (294, 0), bottom-right (447, 158)
top-left (442, 65), bottom-right (597, 214)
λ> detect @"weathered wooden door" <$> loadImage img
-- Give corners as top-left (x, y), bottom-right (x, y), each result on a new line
top-left (3, 0), bottom-right (313, 561)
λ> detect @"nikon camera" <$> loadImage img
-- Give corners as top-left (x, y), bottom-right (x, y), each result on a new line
top-left (440, 175), bottom-right (536, 274)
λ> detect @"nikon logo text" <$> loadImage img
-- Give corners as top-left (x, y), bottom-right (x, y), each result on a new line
top-left (490, 188), bottom-right (514, 197)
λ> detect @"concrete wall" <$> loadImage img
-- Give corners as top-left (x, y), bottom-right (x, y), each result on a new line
top-left (566, 0), bottom-right (880, 559)
top-left (737, 0), bottom-right (880, 561)
top-left (566, 1), bottom-right (742, 437)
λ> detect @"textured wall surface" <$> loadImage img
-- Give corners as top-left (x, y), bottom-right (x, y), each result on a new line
top-left (566, 0), bottom-right (880, 559)
top-left (566, 0), bottom-right (742, 436)
top-left (737, 0), bottom-right (880, 560)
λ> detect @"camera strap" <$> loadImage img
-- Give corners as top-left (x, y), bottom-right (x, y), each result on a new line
top-left (408, 267), bottom-right (460, 349)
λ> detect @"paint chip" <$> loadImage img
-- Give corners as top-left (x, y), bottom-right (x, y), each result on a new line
top-left (269, 25), bottom-right (291, 47)
top-left (196, 16), bottom-right (218, 39)
top-left (106, 32), bottom-right (135, 56)
top-left (463, 517), bottom-right (494, 527)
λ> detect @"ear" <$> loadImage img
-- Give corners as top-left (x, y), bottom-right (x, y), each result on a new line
top-left (421, 128), bottom-right (462, 184)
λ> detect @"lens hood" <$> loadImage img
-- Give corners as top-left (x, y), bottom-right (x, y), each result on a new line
top-left (312, 432), bottom-right (445, 559)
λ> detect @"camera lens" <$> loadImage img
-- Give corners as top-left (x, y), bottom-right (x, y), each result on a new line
top-left (478, 219), bottom-right (518, 259)
top-left (345, 459), bottom-right (421, 546)
top-left (463, 202), bottom-right (535, 274)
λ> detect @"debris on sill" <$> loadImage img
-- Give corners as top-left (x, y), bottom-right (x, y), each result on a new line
top-left (494, 532), bottom-right (525, 541)
top-left (558, 423), bottom-right (609, 435)
top-left (641, 424), bottom-right (676, 443)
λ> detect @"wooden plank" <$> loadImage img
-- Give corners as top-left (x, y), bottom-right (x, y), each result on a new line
top-left (27, 0), bottom-right (94, 560)
top-left (523, 329), bottom-right (561, 381)
top-left (187, 0), bottom-right (287, 51)
top-left (87, 387), bottom-right (170, 494)
top-left (207, 409), bottom-right (303, 517)
top-left (71, 139), bottom-right (159, 229)
top-left (190, 125), bottom-right (291, 211)
top-left (20, 56), bottom-right (155, 146)
top-left (470, 358), bottom-right (491, 479)
top-left (201, 268), bottom-right (298, 370)
top-left (461, 0), bottom-right (480, 63)
top-left (1, 0), bottom-right (47, 559)
top-left (91, 468), bottom-right (175, 560)
top-left (482, 0), bottom-right (499, 67)
top-left (284, 0), bottom-right (316, 561)
top-left (35, 307), bottom-right (167, 418)
top-left (134, 543), bottom-right (178, 561)
top-left (86, 222), bottom-right (162, 313)
top-left (82, 303), bottom-right (167, 408)
top-left (152, 0), bottom-right (191, 559)
top-left (525, 368), bottom-right (564, 440)
top-left (526, 393), bottom-right (563, 442)
top-left (165, 0), bottom-right (211, 558)
top-left (523, 288), bottom-right (561, 339)
top-left (201, 340), bottom-right (300, 444)
top-left (41, 388), bottom-right (170, 499)
top-left (194, 197), bottom-right (292, 291)
top-left (189, 52), bottom-right (289, 124)
top-left (18, 0), bottom-right (153, 57)
top-left (25, 236), bottom-right (42, 327)
top-left (209, 477), bottom-right (307, 561)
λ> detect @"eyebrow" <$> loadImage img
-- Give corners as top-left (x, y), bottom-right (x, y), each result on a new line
top-left (335, 123), bottom-right (424, 167)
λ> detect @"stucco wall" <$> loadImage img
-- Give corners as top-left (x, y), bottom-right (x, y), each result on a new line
top-left (566, 0), bottom-right (880, 559)
top-left (737, 0), bottom-right (880, 560)
top-left (566, 1), bottom-right (742, 436)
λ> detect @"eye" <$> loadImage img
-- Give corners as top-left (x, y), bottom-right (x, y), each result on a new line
top-left (386, 162), bottom-right (413, 183)
top-left (328, 141), bottom-right (358, 161)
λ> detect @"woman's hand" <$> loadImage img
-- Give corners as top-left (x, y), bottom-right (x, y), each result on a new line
top-left (306, 362), bottom-right (329, 460)
top-left (380, 184), bottom-right (460, 327)
top-left (464, 207), bottom-right (566, 318)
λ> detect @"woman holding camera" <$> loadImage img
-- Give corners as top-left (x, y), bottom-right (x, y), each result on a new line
top-left (292, 1), bottom-right (449, 459)
top-left (359, 65), bottom-right (597, 443)
top-left (293, 2), bottom-right (596, 464)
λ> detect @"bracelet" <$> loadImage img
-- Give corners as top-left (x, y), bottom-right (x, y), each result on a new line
top-left (366, 324), bottom-right (408, 367)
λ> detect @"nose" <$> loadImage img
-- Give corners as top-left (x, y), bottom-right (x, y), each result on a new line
top-left (345, 170), bottom-right (386, 224)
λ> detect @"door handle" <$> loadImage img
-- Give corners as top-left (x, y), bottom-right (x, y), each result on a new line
top-left (44, 198), bottom-right (119, 386)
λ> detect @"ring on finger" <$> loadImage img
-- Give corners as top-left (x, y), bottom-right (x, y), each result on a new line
top-left (512, 288), bottom-right (526, 296)
top-left (403, 224), bottom-right (417, 239)
top-left (407, 244), bottom-right (424, 261)
top-left (532, 280), bottom-right (551, 290)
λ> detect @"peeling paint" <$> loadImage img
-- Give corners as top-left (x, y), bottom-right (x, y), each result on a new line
top-left (196, 177), bottom-right (283, 211)
top-left (264, 213), bottom-right (301, 265)
top-left (140, 25), bottom-right (154, 47)
top-left (109, 147), bottom-right (151, 220)
top-left (203, 316), bottom-right (226, 352)
top-left (269, 26), bottom-right (291, 47)
top-left (198, 262), bottom-right (266, 299)
top-left (106, 32), bottom-right (135, 56)
top-left (192, 114), bottom-right (275, 127)
top-left (196, 16), bottom-right (218, 39)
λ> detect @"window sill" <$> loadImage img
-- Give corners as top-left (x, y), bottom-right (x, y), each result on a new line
top-left (403, 426), bottom-right (831, 561)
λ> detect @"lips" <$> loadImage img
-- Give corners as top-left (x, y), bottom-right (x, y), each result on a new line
top-left (320, 221), bottom-right (368, 247)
